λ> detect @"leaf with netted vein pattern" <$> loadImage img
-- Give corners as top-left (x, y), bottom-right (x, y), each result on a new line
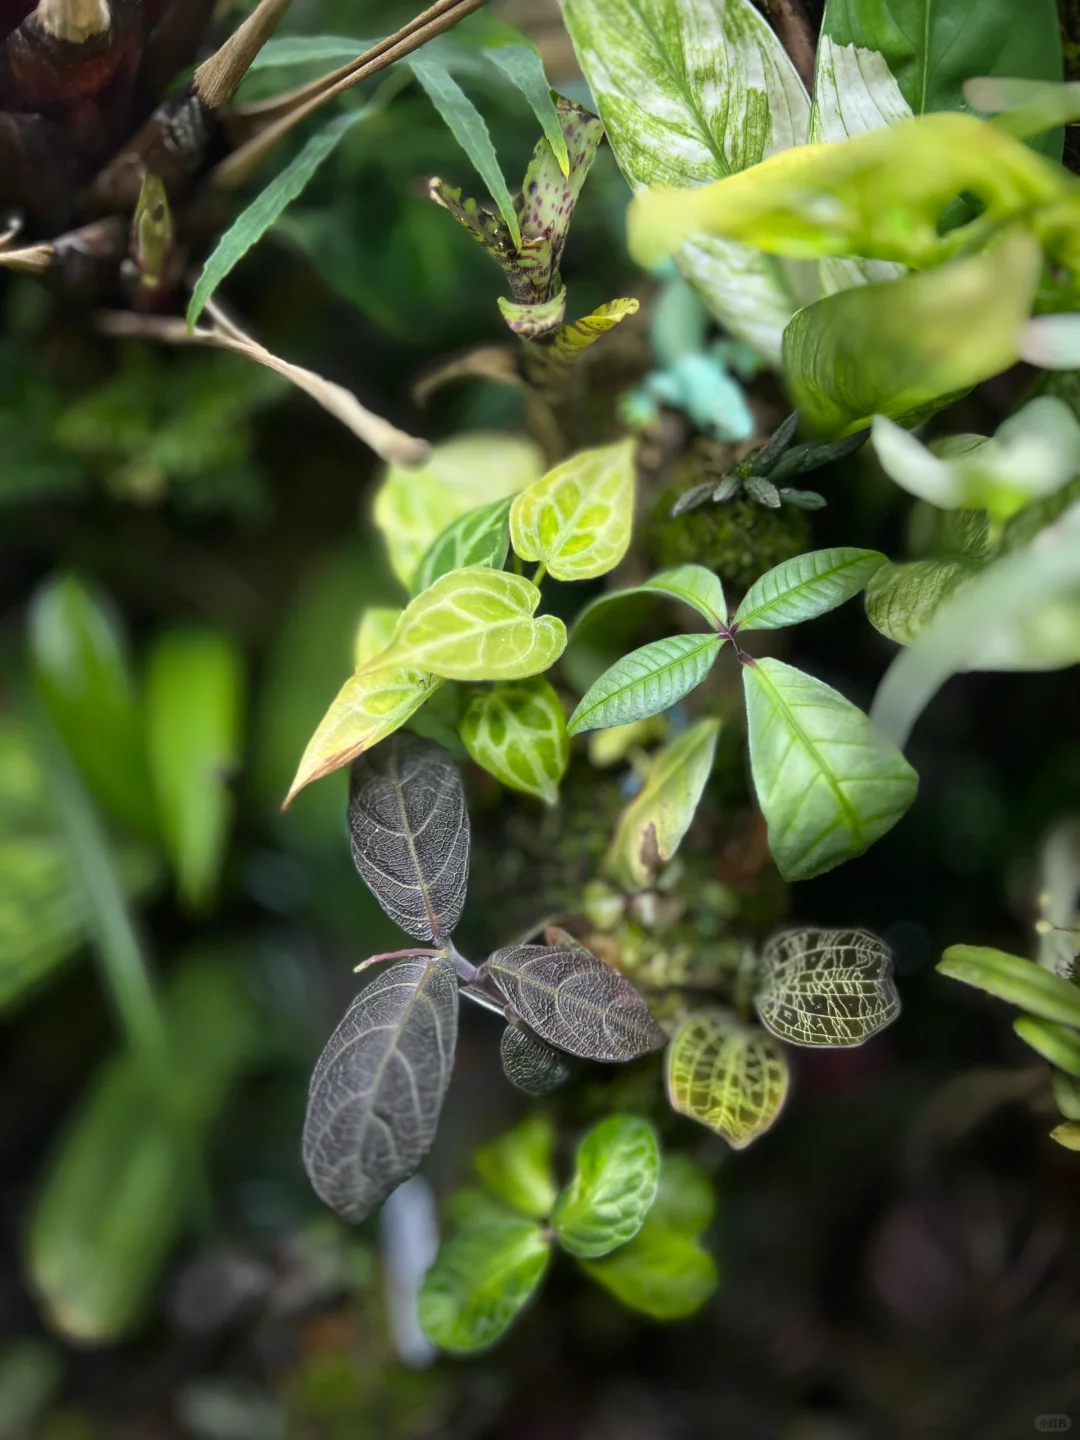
top-left (666, 1009), bottom-right (789, 1149)
top-left (754, 928), bottom-right (900, 1047)
top-left (481, 944), bottom-right (666, 1062)
top-left (500, 1024), bottom-right (572, 1095)
top-left (348, 733), bottom-right (469, 944)
top-left (302, 956), bottom-right (459, 1223)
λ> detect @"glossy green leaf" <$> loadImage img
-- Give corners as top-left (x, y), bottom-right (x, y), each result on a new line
top-left (145, 630), bottom-right (244, 909)
top-left (732, 548), bottom-right (885, 632)
top-left (666, 1009), bottom-right (789, 1149)
top-left (572, 565), bottom-right (727, 633)
top-left (870, 503), bottom-right (1080, 748)
top-left (27, 957), bottom-right (256, 1343)
top-left (581, 1226), bottom-right (718, 1320)
top-left (374, 434), bottom-right (543, 588)
top-left (353, 606), bottom-right (402, 669)
top-left (646, 1154), bottom-right (717, 1237)
top-left (568, 634), bottom-right (722, 736)
top-left (938, 945), bottom-right (1080, 1028)
top-left (510, 440), bottom-right (636, 582)
top-left (248, 34), bottom-right (381, 69)
top-left (474, 1114), bottom-right (558, 1219)
top-left (28, 574), bottom-right (155, 837)
top-left (448, 1187), bottom-right (519, 1232)
top-left (864, 559), bottom-right (976, 645)
top-left (459, 676), bottom-right (568, 804)
top-left (387, 568), bottom-right (566, 681)
top-left (552, 1115), bottom-right (660, 1258)
top-left (607, 719), bottom-right (720, 891)
top-left (418, 1219), bottom-right (550, 1353)
top-left (285, 662), bottom-right (441, 805)
top-left (754, 928), bottom-right (900, 1046)
top-left (409, 56), bottom-right (521, 248)
top-left (411, 496), bottom-right (514, 599)
top-left (783, 235), bottom-right (1043, 435)
top-left (1014, 1015), bottom-right (1080, 1077)
top-left (484, 45), bottom-right (569, 175)
top-left (743, 657), bottom-right (917, 881)
top-left (561, 0), bottom-right (810, 363)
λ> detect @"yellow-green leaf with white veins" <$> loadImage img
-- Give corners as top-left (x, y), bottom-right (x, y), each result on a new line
top-left (353, 606), bottom-right (402, 668)
top-left (459, 676), bottom-right (569, 804)
top-left (666, 1008), bottom-right (789, 1149)
top-left (511, 439), bottom-right (636, 582)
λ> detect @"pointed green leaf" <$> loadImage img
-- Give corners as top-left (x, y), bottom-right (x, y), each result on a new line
top-left (581, 1225), bottom-right (718, 1320)
top-left (1014, 1015), bottom-right (1080, 1077)
top-left (449, 1186), bottom-right (518, 1232)
top-left (387, 568), bottom-right (566, 681)
top-left (411, 496), bottom-right (515, 599)
top-left (607, 719), bottom-right (720, 890)
top-left (864, 559), bottom-right (976, 646)
top-left (510, 440), bottom-right (636, 582)
top-left (374, 434), bottom-right (543, 589)
top-left (561, 0), bottom-right (810, 363)
top-left (754, 928), bottom-right (900, 1047)
top-left (568, 634), bottom-right (722, 736)
top-left (743, 657), bottom-right (917, 881)
top-left (1051, 1120), bottom-right (1080, 1150)
top-left (486, 45), bottom-right (570, 174)
top-left (474, 1114), bottom-right (558, 1219)
top-left (572, 565), bottom-right (727, 633)
top-left (666, 1009), bottom-right (789, 1149)
top-left (733, 548), bottom-right (885, 632)
top-left (409, 56), bottom-right (522, 248)
top-left (938, 945), bottom-right (1080, 1029)
top-left (418, 1219), bottom-right (550, 1353)
top-left (552, 1115), bottom-right (660, 1258)
top-left (353, 606), bottom-right (402, 669)
top-left (249, 35), bottom-right (382, 69)
top-left (459, 676), bottom-right (568, 804)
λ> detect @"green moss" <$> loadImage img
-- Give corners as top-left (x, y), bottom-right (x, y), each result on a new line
top-left (649, 476), bottom-right (810, 591)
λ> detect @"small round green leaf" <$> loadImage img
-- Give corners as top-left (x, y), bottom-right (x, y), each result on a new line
top-left (568, 633), bottom-right (722, 736)
top-left (938, 946), bottom-right (1080, 1029)
top-left (418, 1220), bottom-right (550, 1354)
top-left (666, 1010), bottom-right (789, 1150)
top-left (551, 1115), bottom-right (660, 1258)
top-left (581, 1227), bottom-right (718, 1321)
top-left (474, 1114), bottom-right (558, 1220)
top-left (459, 676), bottom-right (568, 804)
top-left (510, 439), bottom-right (636, 581)
top-left (754, 928), bottom-right (900, 1047)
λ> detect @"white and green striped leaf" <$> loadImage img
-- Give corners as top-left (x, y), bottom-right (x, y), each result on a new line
top-left (568, 634), bottom-right (722, 736)
top-left (411, 497), bottom-right (514, 598)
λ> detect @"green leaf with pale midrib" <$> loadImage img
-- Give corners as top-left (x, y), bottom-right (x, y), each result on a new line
top-left (568, 633), bottom-right (722, 736)
top-left (571, 565), bottom-right (727, 633)
top-left (734, 548), bottom-right (885, 632)
top-left (411, 496), bottom-right (514, 598)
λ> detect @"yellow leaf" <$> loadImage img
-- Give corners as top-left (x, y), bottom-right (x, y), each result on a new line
top-left (510, 439), bottom-right (636, 582)
top-left (666, 1010), bottom-right (789, 1149)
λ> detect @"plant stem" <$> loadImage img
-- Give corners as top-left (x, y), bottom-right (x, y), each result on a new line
top-left (531, 563), bottom-right (547, 586)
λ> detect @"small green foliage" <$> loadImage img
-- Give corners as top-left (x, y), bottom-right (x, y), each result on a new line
top-left (938, 945), bottom-right (1080, 1028)
top-left (418, 1219), bottom-right (551, 1354)
top-left (1014, 1015), bottom-right (1080, 1076)
top-left (666, 1009), bottom-right (790, 1149)
top-left (459, 676), bottom-right (569, 804)
top-left (651, 482), bottom-right (811, 591)
top-left (474, 1114), bottom-right (558, 1219)
top-left (551, 1114), bottom-right (660, 1258)
top-left (510, 439), bottom-right (637, 582)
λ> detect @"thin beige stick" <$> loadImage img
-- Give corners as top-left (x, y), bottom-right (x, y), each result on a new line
top-left (193, 0), bottom-right (294, 111)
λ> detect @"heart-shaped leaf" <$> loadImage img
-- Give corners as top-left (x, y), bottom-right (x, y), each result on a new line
top-left (411, 496), bottom-right (515, 599)
top-left (302, 956), bottom-right (459, 1224)
top-left (459, 676), bottom-right (568, 805)
top-left (387, 568), bottom-right (566, 681)
top-left (499, 1023), bottom-right (572, 1095)
top-left (568, 634), bottom-right (723, 736)
top-left (571, 565), bottom-right (727, 633)
top-left (606, 719), bottom-right (720, 891)
top-left (474, 1114), bottom-right (558, 1219)
top-left (732, 549), bottom-right (886, 632)
top-left (347, 732), bottom-right (469, 944)
top-left (552, 1115), bottom-right (660, 1258)
top-left (481, 943), bottom-right (666, 1061)
top-left (510, 439), bottom-right (636, 581)
top-left (743, 658), bottom-right (917, 881)
top-left (937, 946), bottom-right (1080, 1028)
top-left (754, 928), bottom-right (901, 1046)
top-left (418, 1218), bottom-right (550, 1353)
top-left (666, 1009), bottom-right (789, 1149)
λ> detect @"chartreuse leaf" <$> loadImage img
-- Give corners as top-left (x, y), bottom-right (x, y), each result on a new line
top-left (449, 1187), bottom-right (517, 1232)
top-left (568, 634), bottom-right (723, 736)
top-left (418, 1219), bottom-right (550, 1354)
top-left (285, 662), bottom-right (441, 805)
top-left (545, 299), bottom-right (641, 367)
top-left (607, 719), bottom-right (720, 891)
top-left (411, 496), bottom-right (514, 599)
top-left (500, 1024), bottom-right (572, 1095)
top-left (29, 574), bottom-right (156, 837)
top-left (347, 733), bottom-right (469, 943)
top-left (484, 45), bottom-right (569, 175)
top-left (145, 630), bottom-right (243, 910)
top-left (666, 1009), bottom-right (789, 1149)
top-left (459, 676), bottom-right (568, 804)
top-left (864, 560), bottom-right (976, 645)
top-left (561, 0), bottom-right (810, 363)
top-left (510, 440), bottom-right (636, 582)
top-left (754, 928), bottom-right (900, 1047)
top-left (1014, 1016), bottom-right (1080, 1077)
top-left (733, 548), bottom-right (885, 632)
top-left (475, 1114), bottom-right (558, 1219)
top-left (374, 434), bottom-right (543, 588)
top-left (1051, 1121), bottom-right (1080, 1150)
top-left (28, 956), bottom-right (256, 1343)
top-left (386, 568), bottom-right (566, 681)
top-left (552, 1115), bottom-right (660, 1258)
top-left (647, 1154), bottom-right (716, 1236)
top-left (408, 56), bottom-right (522, 249)
top-left (937, 946), bottom-right (1080, 1028)
top-left (1053, 1068), bottom-right (1080, 1119)
top-left (353, 607), bottom-right (402, 669)
top-left (303, 956), bottom-right (459, 1223)
top-left (572, 565), bottom-right (727, 635)
top-left (743, 658), bottom-right (917, 882)
top-left (783, 235), bottom-right (1043, 435)
top-left (581, 1226), bottom-right (718, 1320)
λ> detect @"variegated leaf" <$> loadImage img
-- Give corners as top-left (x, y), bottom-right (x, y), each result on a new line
top-left (754, 927), bottom-right (900, 1046)
top-left (411, 496), bottom-right (515, 599)
top-left (511, 439), bottom-right (636, 582)
top-left (666, 1009), bottom-right (789, 1149)
top-left (459, 676), bottom-right (569, 805)
top-left (353, 607), bottom-right (403, 669)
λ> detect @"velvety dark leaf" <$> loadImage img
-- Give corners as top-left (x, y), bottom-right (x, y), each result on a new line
top-left (348, 733), bottom-right (469, 944)
top-left (481, 944), bottom-right (666, 1062)
top-left (500, 1023), bottom-right (572, 1095)
top-left (302, 957), bottom-right (459, 1224)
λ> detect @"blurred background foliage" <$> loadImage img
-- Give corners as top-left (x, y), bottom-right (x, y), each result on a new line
top-left (2, 0), bottom-right (1080, 1436)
